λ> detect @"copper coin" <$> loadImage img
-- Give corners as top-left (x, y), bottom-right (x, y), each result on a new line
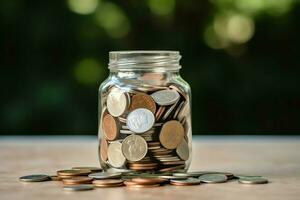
top-left (102, 114), bottom-right (119, 141)
top-left (57, 170), bottom-right (91, 177)
top-left (100, 139), bottom-right (108, 161)
top-left (159, 164), bottom-right (186, 172)
top-left (155, 106), bottom-right (166, 121)
top-left (94, 183), bottom-right (124, 187)
top-left (159, 120), bottom-right (184, 149)
top-left (62, 177), bottom-right (93, 185)
top-left (131, 178), bottom-right (167, 184)
top-left (160, 161), bottom-right (186, 165)
top-left (129, 93), bottom-right (156, 114)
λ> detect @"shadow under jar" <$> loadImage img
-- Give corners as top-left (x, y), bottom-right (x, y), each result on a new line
top-left (98, 51), bottom-right (192, 173)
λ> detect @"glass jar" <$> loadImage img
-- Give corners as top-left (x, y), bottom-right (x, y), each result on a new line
top-left (98, 51), bottom-right (192, 173)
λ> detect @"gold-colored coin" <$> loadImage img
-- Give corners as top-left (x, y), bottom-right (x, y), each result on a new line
top-left (159, 120), bottom-right (184, 149)
top-left (129, 93), bottom-right (156, 114)
top-left (102, 114), bottom-right (119, 141)
top-left (72, 167), bottom-right (102, 172)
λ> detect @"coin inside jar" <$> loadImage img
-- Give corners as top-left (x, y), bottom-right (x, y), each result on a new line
top-left (159, 120), bottom-right (184, 149)
top-left (122, 135), bottom-right (148, 162)
top-left (100, 139), bottom-right (108, 161)
top-left (151, 89), bottom-right (180, 106)
top-left (176, 139), bottom-right (189, 161)
top-left (107, 142), bottom-right (126, 168)
top-left (127, 108), bottom-right (155, 133)
top-left (102, 114), bottom-right (119, 140)
top-left (129, 93), bottom-right (156, 114)
top-left (107, 87), bottom-right (129, 117)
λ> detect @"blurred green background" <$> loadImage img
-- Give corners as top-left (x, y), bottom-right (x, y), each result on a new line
top-left (1, 0), bottom-right (300, 135)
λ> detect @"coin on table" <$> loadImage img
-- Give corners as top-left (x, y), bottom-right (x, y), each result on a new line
top-left (89, 172), bottom-right (122, 179)
top-left (62, 177), bottom-right (94, 185)
top-left (72, 167), bottom-right (102, 172)
top-left (102, 114), bottom-right (119, 140)
top-left (107, 142), bottom-right (126, 168)
top-left (131, 177), bottom-right (167, 184)
top-left (122, 134), bottom-right (148, 162)
top-left (151, 89), bottom-right (180, 106)
top-left (170, 178), bottom-right (201, 186)
top-left (100, 139), bottom-right (109, 161)
top-left (127, 108), bottom-right (155, 133)
top-left (57, 170), bottom-right (91, 177)
top-left (176, 139), bottom-right (189, 161)
top-left (107, 87), bottom-right (129, 117)
top-left (50, 175), bottom-right (62, 181)
top-left (199, 173), bottom-right (228, 183)
top-left (63, 184), bottom-right (94, 191)
top-left (159, 120), bottom-right (184, 149)
top-left (93, 179), bottom-right (124, 187)
top-left (19, 174), bottom-right (50, 182)
top-left (238, 177), bottom-right (268, 184)
top-left (129, 93), bottom-right (156, 114)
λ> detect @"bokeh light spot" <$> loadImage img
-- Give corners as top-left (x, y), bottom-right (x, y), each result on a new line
top-left (74, 58), bottom-right (104, 85)
top-left (148, 0), bottom-right (176, 16)
top-left (67, 0), bottom-right (99, 15)
top-left (226, 14), bottom-right (255, 44)
top-left (95, 2), bottom-right (130, 38)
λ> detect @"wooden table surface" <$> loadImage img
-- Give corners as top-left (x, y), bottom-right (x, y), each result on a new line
top-left (0, 136), bottom-right (300, 200)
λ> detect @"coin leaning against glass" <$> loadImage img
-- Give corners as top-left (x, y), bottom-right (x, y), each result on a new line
top-left (126, 108), bottom-right (155, 133)
top-left (107, 142), bottom-right (126, 168)
top-left (122, 134), bottom-right (148, 162)
top-left (151, 89), bottom-right (180, 106)
top-left (107, 87), bottom-right (129, 117)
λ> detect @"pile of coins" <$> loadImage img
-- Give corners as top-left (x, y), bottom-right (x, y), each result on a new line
top-left (99, 84), bottom-right (191, 172)
top-left (19, 168), bottom-right (269, 191)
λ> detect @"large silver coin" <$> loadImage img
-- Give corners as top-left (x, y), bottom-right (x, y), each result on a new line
top-left (199, 173), bottom-right (228, 183)
top-left (107, 87), bottom-right (129, 117)
top-left (19, 174), bottom-right (50, 182)
top-left (127, 108), bottom-right (155, 133)
top-left (89, 172), bottom-right (122, 179)
top-left (122, 135), bottom-right (148, 162)
top-left (63, 184), bottom-right (94, 191)
top-left (107, 142), bottom-right (126, 168)
top-left (176, 139), bottom-right (189, 161)
top-left (151, 89), bottom-right (180, 106)
top-left (238, 177), bottom-right (268, 184)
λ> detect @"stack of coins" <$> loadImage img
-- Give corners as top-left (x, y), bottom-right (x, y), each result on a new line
top-left (19, 169), bottom-right (269, 192)
top-left (99, 84), bottom-right (191, 172)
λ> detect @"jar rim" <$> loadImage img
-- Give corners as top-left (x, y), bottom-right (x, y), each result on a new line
top-left (108, 50), bottom-right (181, 70)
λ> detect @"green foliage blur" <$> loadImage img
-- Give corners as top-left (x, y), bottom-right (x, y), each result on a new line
top-left (1, 0), bottom-right (300, 135)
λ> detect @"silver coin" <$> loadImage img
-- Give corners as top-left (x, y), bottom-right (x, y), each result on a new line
top-left (199, 174), bottom-right (228, 183)
top-left (122, 135), bottom-right (148, 162)
top-left (151, 89), bottom-right (180, 106)
top-left (170, 178), bottom-right (201, 184)
top-left (107, 87), bottom-right (129, 117)
top-left (120, 129), bottom-right (135, 134)
top-left (88, 172), bottom-right (122, 179)
top-left (159, 175), bottom-right (187, 180)
top-left (176, 139), bottom-right (189, 161)
top-left (63, 184), bottom-right (94, 191)
top-left (19, 174), bottom-right (50, 182)
top-left (127, 108), bottom-right (155, 133)
top-left (173, 173), bottom-right (197, 178)
top-left (107, 142), bottom-right (126, 168)
top-left (238, 177), bottom-right (268, 184)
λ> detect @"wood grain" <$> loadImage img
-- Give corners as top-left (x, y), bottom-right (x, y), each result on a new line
top-left (0, 136), bottom-right (299, 200)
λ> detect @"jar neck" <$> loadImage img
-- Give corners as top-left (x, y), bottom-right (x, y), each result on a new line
top-left (108, 51), bottom-right (181, 71)
top-left (110, 69), bottom-right (180, 80)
